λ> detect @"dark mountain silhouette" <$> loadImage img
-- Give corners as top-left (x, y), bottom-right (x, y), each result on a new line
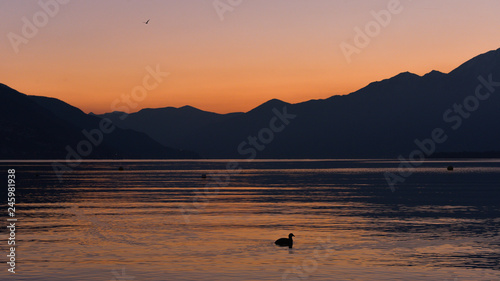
top-left (3, 48), bottom-right (500, 159)
top-left (99, 106), bottom-right (243, 151)
top-left (98, 47), bottom-right (500, 159)
top-left (0, 84), bottom-right (84, 159)
top-left (0, 84), bottom-right (198, 159)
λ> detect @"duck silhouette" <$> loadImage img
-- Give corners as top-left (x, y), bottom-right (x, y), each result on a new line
top-left (275, 233), bottom-right (294, 248)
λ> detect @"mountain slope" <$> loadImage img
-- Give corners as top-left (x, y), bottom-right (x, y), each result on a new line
top-left (98, 48), bottom-right (500, 158)
top-left (0, 84), bottom-right (86, 159)
top-left (0, 84), bottom-right (198, 159)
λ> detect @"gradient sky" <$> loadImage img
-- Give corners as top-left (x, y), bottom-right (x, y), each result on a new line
top-left (2, 0), bottom-right (500, 114)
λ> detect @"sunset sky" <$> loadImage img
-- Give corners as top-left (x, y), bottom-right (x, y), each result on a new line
top-left (2, 0), bottom-right (500, 114)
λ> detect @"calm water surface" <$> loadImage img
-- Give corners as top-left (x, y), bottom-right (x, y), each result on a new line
top-left (1, 159), bottom-right (499, 280)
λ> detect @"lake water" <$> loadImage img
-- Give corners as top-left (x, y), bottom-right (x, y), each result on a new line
top-left (1, 159), bottom-right (499, 280)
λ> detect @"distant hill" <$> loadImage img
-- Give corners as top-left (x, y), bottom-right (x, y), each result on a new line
top-left (98, 48), bottom-right (500, 159)
top-left (99, 106), bottom-right (243, 152)
top-left (0, 84), bottom-right (198, 159)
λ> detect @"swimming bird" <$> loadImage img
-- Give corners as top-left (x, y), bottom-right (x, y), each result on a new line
top-left (143, 19), bottom-right (150, 24)
top-left (275, 233), bottom-right (294, 248)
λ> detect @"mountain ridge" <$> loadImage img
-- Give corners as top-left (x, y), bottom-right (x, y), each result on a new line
top-left (0, 84), bottom-right (198, 159)
top-left (96, 47), bottom-right (500, 158)
top-left (92, 47), bottom-right (500, 117)
top-left (3, 47), bottom-right (500, 159)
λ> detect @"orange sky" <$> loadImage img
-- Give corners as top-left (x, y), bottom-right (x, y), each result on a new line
top-left (2, 0), bottom-right (500, 114)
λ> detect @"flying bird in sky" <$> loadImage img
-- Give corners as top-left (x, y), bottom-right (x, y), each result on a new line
top-left (143, 19), bottom-right (150, 24)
